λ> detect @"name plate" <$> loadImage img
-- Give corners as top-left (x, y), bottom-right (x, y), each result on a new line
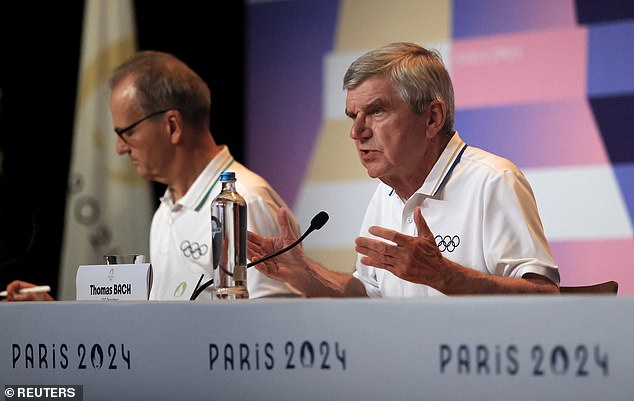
top-left (75, 263), bottom-right (153, 301)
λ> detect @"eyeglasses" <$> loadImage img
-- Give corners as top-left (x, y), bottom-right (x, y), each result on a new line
top-left (114, 109), bottom-right (170, 138)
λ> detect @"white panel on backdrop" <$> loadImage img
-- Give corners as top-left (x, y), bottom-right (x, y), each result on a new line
top-left (526, 165), bottom-right (633, 240)
top-left (295, 180), bottom-right (377, 249)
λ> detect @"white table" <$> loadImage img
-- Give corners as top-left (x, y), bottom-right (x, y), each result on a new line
top-left (2, 296), bottom-right (632, 401)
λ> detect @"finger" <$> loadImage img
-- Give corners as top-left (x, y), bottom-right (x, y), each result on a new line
top-left (414, 206), bottom-right (434, 239)
top-left (253, 255), bottom-right (282, 278)
top-left (355, 237), bottom-right (397, 266)
top-left (247, 230), bottom-right (264, 246)
top-left (367, 226), bottom-right (409, 247)
top-left (247, 235), bottom-right (267, 261)
top-left (355, 236), bottom-right (391, 255)
top-left (359, 254), bottom-right (396, 270)
top-left (278, 208), bottom-right (296, 239)
top-left (7, 280), bottom-right (26, 293)
top-left (276, 207), bottom-right (286, 226)
top-left (6, 280), bottom-right (30, 299)
top-left (13, 293), bottom-right (36, 302)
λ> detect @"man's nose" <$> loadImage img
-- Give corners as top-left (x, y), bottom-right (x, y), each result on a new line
top-left (115, 136), bottom-right (129, 155)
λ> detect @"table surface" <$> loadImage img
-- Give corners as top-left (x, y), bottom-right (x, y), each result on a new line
top-left (2, 296), bottom-right (633, 401)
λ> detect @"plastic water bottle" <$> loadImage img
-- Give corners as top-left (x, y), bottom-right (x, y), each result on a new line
top-left (211, 171), bottom-right (249, 299)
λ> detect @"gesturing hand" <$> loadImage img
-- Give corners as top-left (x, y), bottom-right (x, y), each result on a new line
top-left (247, 208), bottom-right (309, 285)
top-left (354, 206), bottom-right (447, 286)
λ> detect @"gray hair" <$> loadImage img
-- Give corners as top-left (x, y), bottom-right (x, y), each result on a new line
top-left (343, 42), bottom-right (455, 134)
top-left (109, 50), bottom-right (211, 130)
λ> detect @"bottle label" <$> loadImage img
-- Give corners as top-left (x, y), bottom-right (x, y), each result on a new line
top-left (211, 216), bottom-right (222, 269)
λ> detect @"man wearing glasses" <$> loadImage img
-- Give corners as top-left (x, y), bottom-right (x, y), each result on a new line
top-left (108, 50), bottom-right (301, 300)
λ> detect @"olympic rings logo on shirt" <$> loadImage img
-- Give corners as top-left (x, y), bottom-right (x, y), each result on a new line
top-left (435, 235), bottom-right (460, 252)
top-left (180, 240), bottom-right (209, 259)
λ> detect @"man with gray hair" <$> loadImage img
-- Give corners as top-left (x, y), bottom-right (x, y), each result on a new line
top-left (248, 42), bottom-right (560, 297)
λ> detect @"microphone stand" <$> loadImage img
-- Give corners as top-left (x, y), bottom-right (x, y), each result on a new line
top-left (190, 211), bottom-right (328, 301)
top-left (245, 226), bottom-right (314, 268)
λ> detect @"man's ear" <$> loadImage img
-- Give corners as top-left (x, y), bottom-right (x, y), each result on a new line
top-left (166, 109), bottom-right (182, 143)
top-left (425, 100), bottom-right (446, 139)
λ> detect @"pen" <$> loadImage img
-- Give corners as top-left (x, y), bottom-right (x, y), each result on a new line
top-left (0, 285), bottom-right (51, 297)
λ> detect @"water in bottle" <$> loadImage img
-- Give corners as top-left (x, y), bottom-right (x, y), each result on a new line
top-left (211, 171), bottom-right (249, 299)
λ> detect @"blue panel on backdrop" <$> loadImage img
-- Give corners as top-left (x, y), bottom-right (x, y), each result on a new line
top-left (455, 101), bottom-right (600, 170)
top-left (612, 163), bottom-right (634, 229)
top-left (589, 94), bottom-right (634, 163)
top-left (453, 0), bottom-right (576, 39)
top-left (455, 105), bottom-right (518, 163)
top-left (247, 0), bottom-right (339, 206)
top-left (587, 21), bottom-right (634, 97)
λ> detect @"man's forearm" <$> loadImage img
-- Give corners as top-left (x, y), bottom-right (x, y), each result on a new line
top-left (298, 261), bottom-right (368, 298)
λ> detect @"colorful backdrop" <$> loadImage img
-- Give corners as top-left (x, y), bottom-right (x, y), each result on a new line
top-left (246, 0), bottom-right (634, 294)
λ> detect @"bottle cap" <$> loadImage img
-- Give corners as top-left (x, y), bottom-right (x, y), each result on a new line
top-left (220, 171), bottom-right (236, 181)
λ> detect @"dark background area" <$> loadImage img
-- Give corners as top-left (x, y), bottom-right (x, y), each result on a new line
top-left (0, 1), bottom-right (246, 295)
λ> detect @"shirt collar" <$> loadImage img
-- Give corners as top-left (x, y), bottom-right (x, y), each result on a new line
top-left (163, 145), bottom-right (235, 211)
top-left (418, 132), bottom-right (467, 197)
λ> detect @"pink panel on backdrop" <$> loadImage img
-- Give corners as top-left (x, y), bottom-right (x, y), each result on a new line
top-left (530, 99), bottom-right (609, 166)
top-left (550, 239), bottom-right (634, 294)
top-left (452, 27), bottom-right (587, 109)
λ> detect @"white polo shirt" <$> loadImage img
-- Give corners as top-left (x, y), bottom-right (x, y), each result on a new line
top-left (353, 132), bottom-right (560, 298)
top-left (149, 146), bottom-right (302, 300)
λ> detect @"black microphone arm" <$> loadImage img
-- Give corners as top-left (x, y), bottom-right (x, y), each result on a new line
top-left (247, 211), bottom-right (329, 268)
top-left (190, 211), bottom-right (329, 301)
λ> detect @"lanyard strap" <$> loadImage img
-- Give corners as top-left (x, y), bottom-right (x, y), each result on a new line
top-left (194, 159), bottom-right (235, 211)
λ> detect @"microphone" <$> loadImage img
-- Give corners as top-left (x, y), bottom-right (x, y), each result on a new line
top-left (246, 211), bottom-right (329, 268)
top-left (189, 211), bottom-right (329, 301)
